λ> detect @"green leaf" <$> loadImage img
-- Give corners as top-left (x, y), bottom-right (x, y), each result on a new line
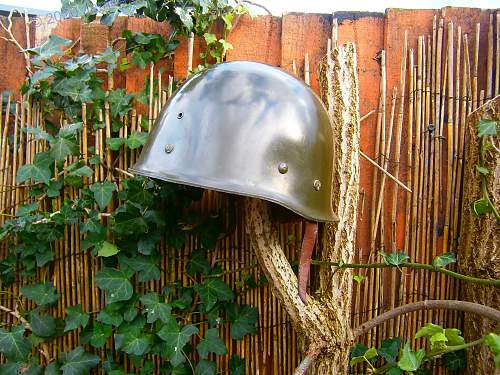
top-left (379, 251), bottom-right (409, 266)
top-left (472, 198), bottom-right (494, 216)
top-left (432, 252), bottom-right (456, 268)
top-left (353, 274), bottom-right (365, 284)
top-left (157, 320), bottom-right (198, 367)
top-left (126, 131), bottom-right (148, 149)
top-left (50, 137), bottom-right (80, 161)
top-left (97, 241), bottom-right (120, 257)
top-left (29, 310), bottom-right (57, 337)
top-left (26, 35), bottom-right (72, 61)
top-left (90, 181), bottom-right (117, 211)
top-left (443, 350), bottom-right (467, 371)
top-left (398, 342), bottom-right (425, 372)
top-left (25, 127), bottom-right (55, 142)
top-left (379, 337), bottom-right (401, 363)
top-left (351, 343), bottom-right (368, 358)
top-left (386, 368), bottom-right (403, 375)
top-left (226, 304), bottom-right (258, 340)
top-left (116, 330), bottom-right (153, 356)
top-left (195, 278), bottom-right (234, 311)
top-left (140, 292), bottom-right (172, 323)
top-left (476, 119), bottom-right (497, 137)
top-left (106, 137), bottom-right (126, 151)
top-left (204, 33), bottom-right (217, 45)
top-left (119, 254), bottom-right (160, 282)
top-left (195, 360), bottom-right (216, 375)
top-left (429, 332), bottom-right (448, 351)
top-left (175, 6), bottom-right (193, 30)
top-left (95, 267), bottom-right (133, 303)
top-left (53, 76), bottom-right (93, 102)
top-left (444, 328), bottom-right (465, 346)
top-left (229, 355), bottom-right (245, 375)
top-left (476, 165), bottom-right (490, 174)
top-left (96, 306), bottom-right (123, 327)
top-left (0, 325), bottom-right (32, 361)
top-left (108, 89), bottom-right (134, 117)
top-left (364, 347), bottom-right (378, 360)
top-left (65, 304), bottom-right (89, 332)
top-left (187, 250), bottom-right (211, 276)
top-left (59, 122), bottom-right (83, 137)
top-left (197, 328), bottom-right (227, 359)
top-left (350, 355), bottom-right (366, 366)
top-left (485, 332), bottom-right (500, 368)
top-left (59, 346), bottom-right (100, 375)
top-left (415, 323), bottom-right (443, 339)
top-left (70, 166), bottom-right (93, 177)
top-left (21, 282), bottom-right (59, 306)
top-left (16, 163), bottom-right (51, 185)
top-left (90, 322), bottom-right (113, 348)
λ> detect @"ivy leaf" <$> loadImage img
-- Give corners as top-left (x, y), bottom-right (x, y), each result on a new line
top-left (476, 119), bottom-right (497, 137)
top-left (226, 304), bottom-right (258, 340)
top-left (195, 278), bottom-right (234, 311)
top-left (90, 322), bottom-right (113, 348)
top-left (140, 292), bottom-right (172, 323)
top-left (0, 325), bottom-right (32, 361)
top-left (53, 76), bottom-right (93, 102)
top-left (119, 254), bottom-right (160, 282)
top-left (26, 35), bottom-right (72, 62)
top-left (386, 368), bottom-right (403, 375)
top-left (350, 347), bottom-right (378, 366)
top-left (429, 332), bottom-right (448, 352)
top-left (196, 328), bottom-right (227, 359)
top-left (443, 350), bottom-right (467, 371)
top-left (397, 342), bottom-right (425, 372)
top-left (485, 333), bottom-right (500, 368)
top-left (379, 251), bottom-right (409, 266)
top-left (378, 337), bottom-right (401, 363)
top-left (432, 252), bottom-right (456, 268)
top-left (90, 181), bottom-right (117, 211)
top-left (45, 362), bottom-right (61, 374)
top-left (157, 320), bottom-right (198, 367)
top-left (59, 122), bottom-right (83, 137)
top-left (443, 328), bottom-right (465, 346)
top-left (204, 33), bottom-right (217, 45)
top-left (108, 89), bottom-right (134, 117)
top-left (476, 165), bottom-right (490, 174)
top-left (21, 282), bottom-right (59, 306)
top-left (126, 131), bottom-right (148, 149)
top-left (65, 304), bottom-right (90, 332)
top-left (97, 241), bottom-right (120, 257)
top-left (195, 360), bottom-right (216, 375)
top-left (96, 305), bottom-right (123, 327)
top-left (229, 355), bottom-right (245, 375)
top-left (472, 198), bottom-right (494, 216)
top-left (59, 346), bottom-right (100, 375)
top-left (107, 137), bottom-right (126, 151)
top-left (175, 6), bottom-right (193, 30)
top-left (29, 310), bottom-right (57, 337)
top-left (70, 166), bottom-right (93, 177)
top-left (187, 250), bottom-right (211, 276)
top-left (16, 163), bottom-right (51, 185)
top-left (50, 137), bottom-right (80, 161)
top-left (95, 267), bottom-right (133, 303)
top-left (415, 323), bottom-right (443, 339)
top-left (353, 274), bottom-right (366, 284)
top-left (115, 330), bottom-right (153, 356)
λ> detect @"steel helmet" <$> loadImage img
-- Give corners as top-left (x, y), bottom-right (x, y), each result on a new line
top-left (130, 61), bottom-right (337, 222)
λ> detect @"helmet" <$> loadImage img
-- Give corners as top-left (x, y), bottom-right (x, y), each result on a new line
top-left (130, 61), bottom-right (337, 222)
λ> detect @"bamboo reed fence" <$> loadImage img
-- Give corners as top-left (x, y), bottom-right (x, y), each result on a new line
top-left (0, 7), bottom-right (499, 374)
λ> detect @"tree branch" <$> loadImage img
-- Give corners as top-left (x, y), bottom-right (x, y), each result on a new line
top-left (354, 300), bottom-right (500, 339)
top-left (310, 260), bottom-right (500, 287)
top-left (293, 343), bottom-right (323, 375)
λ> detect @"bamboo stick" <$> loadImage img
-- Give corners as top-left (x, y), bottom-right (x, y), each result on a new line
top-left (443, 22), bottom-right (454, 254)
top-left (487, 13), bottom-right (493, 100)
top-left (496, 12), bottom-right (500, 96)
top-left (187, 32), bottom-right (194, 74)
top-left (472, 23), bottom-right (480, 111)
top-left (304, 53), bottom-right (310, 86)
top-left (148, 62), bottom-right (154, 132)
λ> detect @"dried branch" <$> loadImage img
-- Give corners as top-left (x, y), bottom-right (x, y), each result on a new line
top-left (353, 300), bottom-right (500, 339)
top-left (0, 9), bottom-right (32, 75)
top-left (359, 150), bottom-right (412, 193)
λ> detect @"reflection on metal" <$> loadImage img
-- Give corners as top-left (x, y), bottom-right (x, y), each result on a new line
top-left (313, 180), bottom-right (322, 191)
top-left (131, 61), bottom-right (338, 222)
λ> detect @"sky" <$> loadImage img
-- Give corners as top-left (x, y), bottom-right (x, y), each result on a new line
top-left (0, 0), bottom-right (498, 14)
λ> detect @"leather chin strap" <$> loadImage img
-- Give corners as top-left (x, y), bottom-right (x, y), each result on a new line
top-left (298, 222), bottom-right (318, 304)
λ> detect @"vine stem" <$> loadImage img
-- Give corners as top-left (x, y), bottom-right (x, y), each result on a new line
top-left (0, 304), bottom-right (31, 329)
top-left (310, 260), bottom-right (500, 287)
top-left (353, 300), bottom-right (500, 339)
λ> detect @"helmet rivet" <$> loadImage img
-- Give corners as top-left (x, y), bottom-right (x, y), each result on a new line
top-left (165, 144), bottom-right (175, 154)
top-left (278, 162), bottom-right (288, 174)
top-left (177, 112), bottom-right (183, 119)
top-left (313, 180), bottom-right (321, 191)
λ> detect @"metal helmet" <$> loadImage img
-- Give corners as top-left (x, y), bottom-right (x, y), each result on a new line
top-left (130, 61), bottom-right (337, 222)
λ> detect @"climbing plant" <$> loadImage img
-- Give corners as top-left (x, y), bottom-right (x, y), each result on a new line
top-left (0, 1), bottom-right (257, 374)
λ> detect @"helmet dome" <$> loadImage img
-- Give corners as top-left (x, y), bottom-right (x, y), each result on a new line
top-left (130, 61), bottom-right (337, 222)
